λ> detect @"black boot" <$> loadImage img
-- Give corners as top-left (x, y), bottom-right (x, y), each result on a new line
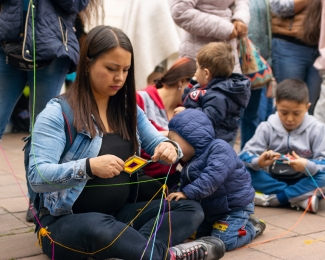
top-left (169, 236), bottom-right (225, 260)
top-left (25, 200), bottom-right (35, 223)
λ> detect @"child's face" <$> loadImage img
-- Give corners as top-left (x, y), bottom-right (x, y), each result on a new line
top-left (168, 131), bottom-right (195, 162)
top-left (276, 100), bottom-right (310, 132)
top-left (195, 61), bottom-right (210, 87)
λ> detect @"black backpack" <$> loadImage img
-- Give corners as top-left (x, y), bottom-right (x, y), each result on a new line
top-left (23, 97), bottom-right (77, 214)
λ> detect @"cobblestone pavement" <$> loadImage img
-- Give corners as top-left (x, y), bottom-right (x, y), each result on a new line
top-left (0, 133), bottom-right (325, 260)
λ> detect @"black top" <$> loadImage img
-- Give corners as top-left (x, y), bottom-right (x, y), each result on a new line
top-left (72, 133), bottom-right (134, 215)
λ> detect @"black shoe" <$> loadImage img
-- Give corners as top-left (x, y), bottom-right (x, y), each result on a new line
top-left (25, 201), bottom-right (35, 223)
top-left (169, 236), bottom-right (225, 260)
top-left (248, 214), bottom-right (266, 237)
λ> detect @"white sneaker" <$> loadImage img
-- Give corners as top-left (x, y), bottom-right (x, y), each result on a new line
top-left (254, 192), bottom-right (276, 207)
top-left (291, 195), bottom-right (319, 213)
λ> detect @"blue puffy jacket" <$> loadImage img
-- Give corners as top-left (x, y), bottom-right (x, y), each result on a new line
top-left (183, 73), bottom-right (251, 142)
top-left (169, 109), bottom-right (255, 215)
top-left (0, 0), bottom-right (89, 71)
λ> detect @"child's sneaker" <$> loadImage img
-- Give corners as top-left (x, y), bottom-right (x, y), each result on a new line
top-left (169, 236), bottom-right (225, 260)
top-left (248, 214), bottom-right (266, 237)
top-left (291, 195), bottom-right (319, 213)
top-left (253, 192), bottom-right (276, 207)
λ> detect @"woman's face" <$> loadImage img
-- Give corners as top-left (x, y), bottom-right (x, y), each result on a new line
top-left (88, 46), bottom-right (131, 100)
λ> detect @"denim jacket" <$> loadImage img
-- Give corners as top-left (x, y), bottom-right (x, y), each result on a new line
top-left (28, 98), bottom-right (183, 216)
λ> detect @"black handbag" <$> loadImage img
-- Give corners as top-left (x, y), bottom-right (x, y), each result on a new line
top-left (2, 41), bottom-right (53, 71)
top-left (268, 158), bottom-right (304, 180)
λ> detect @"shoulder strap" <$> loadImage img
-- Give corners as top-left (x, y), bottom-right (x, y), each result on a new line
top-left (57, 97), bottom-right (77, 157)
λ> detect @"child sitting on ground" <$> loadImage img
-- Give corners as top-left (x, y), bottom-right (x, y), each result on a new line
top-left (167, 109), bottom-right (265, 251)
top-left (239, 79), bottom-right (325, 213)
top-left (174, 42), bottom-right (251, 142)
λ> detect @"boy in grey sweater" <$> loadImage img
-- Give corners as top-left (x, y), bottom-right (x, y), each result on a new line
top-left (240, 79), bottom-right (325, 213)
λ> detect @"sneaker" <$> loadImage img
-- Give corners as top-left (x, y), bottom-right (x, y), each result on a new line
top-left (254, 192), bottom-right (276, 207)
top-left (25, 200), bottom-right (35, 223)
top-left (248, 214), bottom-right (266, 237)
top-left (169, 236), bottom-right (225, 260)
top-left (291, 195), bottom-right (319, 213)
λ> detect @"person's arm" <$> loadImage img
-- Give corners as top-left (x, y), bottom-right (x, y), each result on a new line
top-left (52, 0), bottom-right (90, 13)
top-left (28, 100), bottom-right (93, 193)
top-left (239, 122), bottom-right (271, 171)
top-left (270, 0), bottom-right (307, 18)
top-left (181, 143), bottom-right (236, 200)
top-left (170, 0), bottom-right (234, 40)
top-left (136, 106), bottom-right (183, 161)
top-left (232, 0), bottom-right (250, 26)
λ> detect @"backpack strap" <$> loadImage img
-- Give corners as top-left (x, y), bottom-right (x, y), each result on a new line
top-left (57, 97), bottom-right (77, 157)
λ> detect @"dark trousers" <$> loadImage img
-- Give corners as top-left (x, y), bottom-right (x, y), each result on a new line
top-left (38, 199), bottom-right (204, 260)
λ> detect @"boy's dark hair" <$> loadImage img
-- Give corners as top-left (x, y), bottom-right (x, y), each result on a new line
top-left (196, 42), bottom-right (235, 78)
top-left (276, 79), bottom-right (309, 104)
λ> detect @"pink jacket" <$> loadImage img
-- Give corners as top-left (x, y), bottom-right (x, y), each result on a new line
top-left (314, 0), bottom-right (325, 71)
top-left (170, 0), bottom-right (250, 73)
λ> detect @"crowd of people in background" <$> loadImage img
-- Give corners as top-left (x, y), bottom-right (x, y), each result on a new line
top-left (1, 0), bottom-right (325, 260)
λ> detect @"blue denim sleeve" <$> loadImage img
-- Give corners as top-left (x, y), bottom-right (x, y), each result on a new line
top-left (28, 99), bottom-right (92, 193)
top-left (270, 0), bottom-right (295, 18)
top-left (136, 106), bottom-right (183, 160)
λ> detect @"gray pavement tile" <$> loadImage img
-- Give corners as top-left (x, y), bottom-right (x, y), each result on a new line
top-left (252, 235), bottom-right (325, 260)
top-left (0, 213), bottom-right (29, 235)
top-left (13, 212), bottom-right (37, 227)
top-left (19, 255), bottom-right (49, 260)
top-left (0, 196), bottom-right (29, 213)
top-left (223, 248), bottom-right (282, 260)
top-left (255, 206), bottom-right (296, 218)
top-left (0, 232), bottom-right (42, 260)
top-left (0, 182), bottom-right (28, 199)
top-left (262, 211), bottom-right (325, 236)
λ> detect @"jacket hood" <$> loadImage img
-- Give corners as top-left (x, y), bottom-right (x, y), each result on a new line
top-left (207, 73), bottom-right (251, 107)
top-left (267, 112), bottom-right (318, 136)
top-left (168, 109), bottom-right (215, 156)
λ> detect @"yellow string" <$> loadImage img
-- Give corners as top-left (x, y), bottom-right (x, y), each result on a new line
top-left (38, 185), bottom-right (164, 255)
top-left (38, 227), bottom-right (52, 248)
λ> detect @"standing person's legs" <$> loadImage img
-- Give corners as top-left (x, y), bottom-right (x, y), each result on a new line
top-left (241, 88), bottom-right (262, 150)
top-left (27, 57), bottom-right (70, 126)
top-left (314, 71), bottom-right (325, 123)
top-left (0, 48), bottom-right (27, 139)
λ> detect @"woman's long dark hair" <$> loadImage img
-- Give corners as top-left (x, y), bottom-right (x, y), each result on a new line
top-left (65, 25), bottom-right (138, 152)
top-left (300, 0), bottom-right (322, 45)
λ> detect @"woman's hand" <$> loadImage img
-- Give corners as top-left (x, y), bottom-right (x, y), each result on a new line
top-left (233, 20), bottom-right (247, 38)
top-left (167, 192), bottom-right (187, 201)
top-left (151, 142), bottom-right (178, 164)
top-left (258, 150), bottom-right (281, 168)
top-left (89, 155), bottom-right (125, 178)
top-left (283, 151), bottom-right (307, 172)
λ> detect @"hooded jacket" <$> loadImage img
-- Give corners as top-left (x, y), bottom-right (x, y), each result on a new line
top-left (0, 0), bottom-right (89, 71)
top-left (239, 113), bottom-right (325, 176)
top-left (169, 109), bottom-right (255, 215)
top-left (183, 73), bottom-right (251, 142)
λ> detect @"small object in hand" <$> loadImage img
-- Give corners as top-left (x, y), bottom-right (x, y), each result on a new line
top-left (124, 155), bottom-right (149, 175)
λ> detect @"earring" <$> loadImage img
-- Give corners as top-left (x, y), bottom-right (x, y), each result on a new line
top-left (178, 87), bottom-right (181, 90)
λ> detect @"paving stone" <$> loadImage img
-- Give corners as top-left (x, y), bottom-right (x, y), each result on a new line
top-left (263, 211), bottom-right (325, 235)
top-left (223, 248), bottom-right (281, 260)
top-left (0, 196), bottom-right (29, 213)
top-left (0, 213), bottom-right (28, 235)
top-left (0, 207), bottom-right (7, 215)
top-left (0, 182), bottom-right (28, 199)
top-left (20, 255), bottom-right (49, 260)
top-left (14, 212), bottom-right (37, 227)
top-left (255, 206), bottom-right (295, 218)
top-left (0, 232), bottom-right (42, 260)
top-left (252, 235), bottom-right (325, 260)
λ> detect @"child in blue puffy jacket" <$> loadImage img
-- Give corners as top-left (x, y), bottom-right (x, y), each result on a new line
top-left (167, 109), bottom-right (265, 251)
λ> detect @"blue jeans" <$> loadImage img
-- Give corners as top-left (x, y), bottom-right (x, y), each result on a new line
top-left (0, 47), bottom-right (70, 139)
top-left (38, 199), bottom-right (204, 260)
top-left (272, 38), bottom-right (322, 114)
top-left (241, 88), bottom-right (263, 150)
top-left (196, 203), bottom-right (256, 251)
top-left (249, 168), bottom-right (325, 204)
top-left (258, 87), bottom-right (274, 122)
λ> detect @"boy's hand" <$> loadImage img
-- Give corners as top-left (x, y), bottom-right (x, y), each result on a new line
top-left (151, 142), bottom-right (178, 164)
top-left (167, 192), bottom-right (187, 201)
top-left (283, 151), bottom-right (307, 172)
top-left (258, 150), bottom-right (281, 168)
top-left (174, 106), bottom-right (186, 115)
top-left (233, 20), bottom-right (248, 38)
